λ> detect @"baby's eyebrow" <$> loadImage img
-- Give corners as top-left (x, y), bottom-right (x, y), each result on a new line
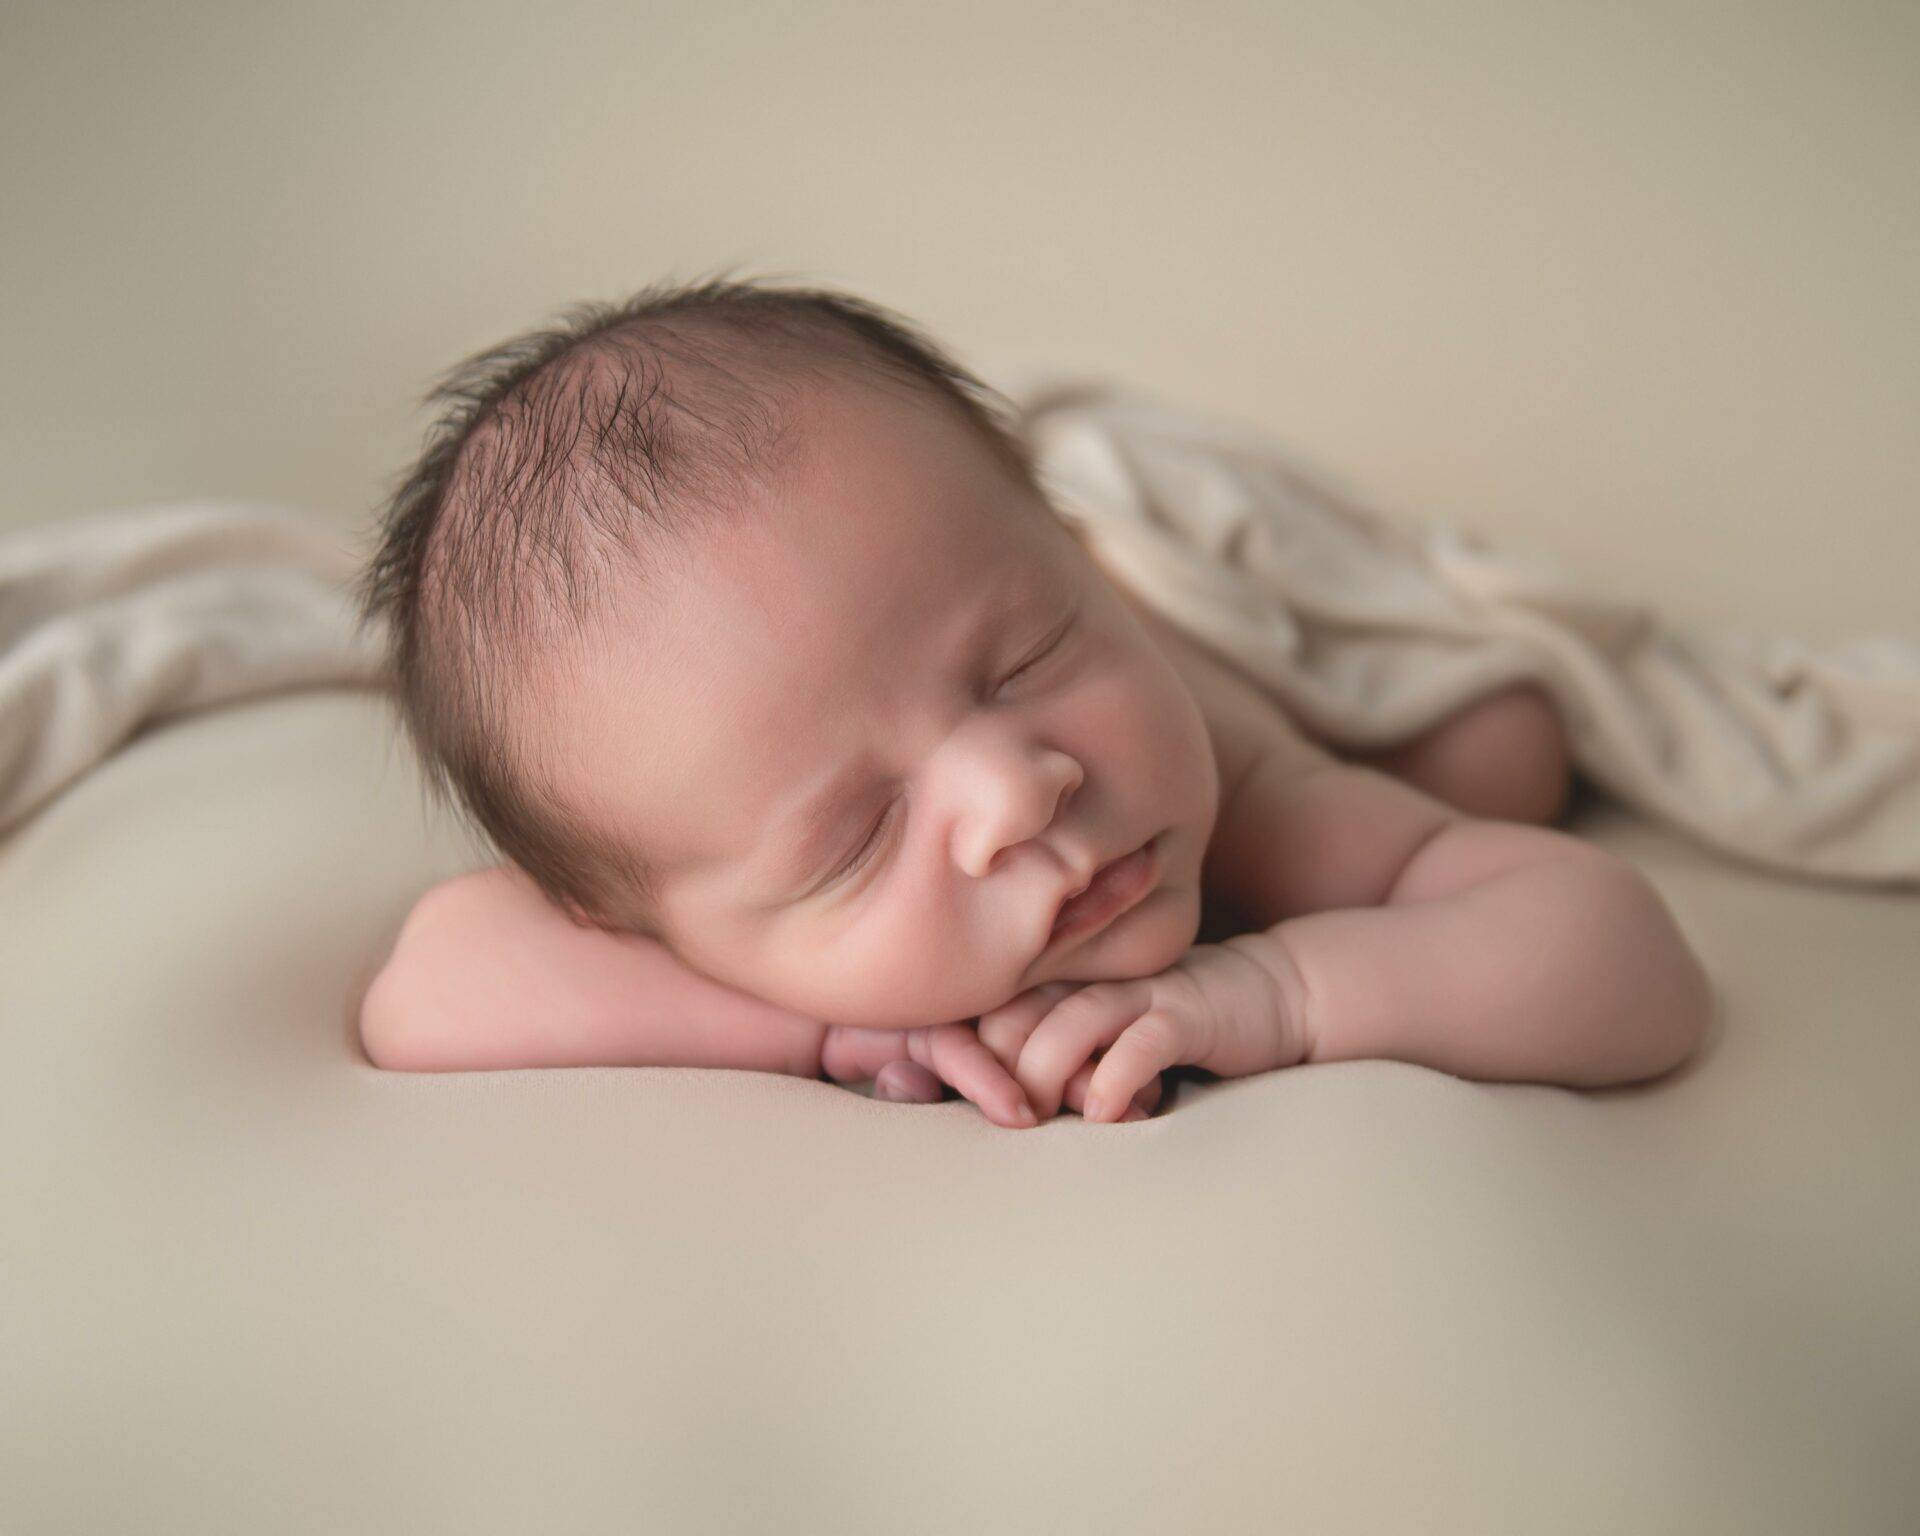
top-left (761, 575), bottom-right (1059, 897)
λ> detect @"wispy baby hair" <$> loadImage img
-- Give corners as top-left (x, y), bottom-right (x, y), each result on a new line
top-left (354, 267), bottom-right (1037, 936)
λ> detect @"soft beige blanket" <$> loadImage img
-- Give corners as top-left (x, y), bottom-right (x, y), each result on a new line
top-left (4, 371), bottom-right (1916, 887)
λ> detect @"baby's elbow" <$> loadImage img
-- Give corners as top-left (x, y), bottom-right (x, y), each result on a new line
top-left (358, 963), bottom-right (449, 1072)
top-left (1658, 937), bottom-right (1716, 1079)
top-left (1586, 853), bottom-right (1716, 1084)
top-left (1624, 957), bottom-right (1714, 1086)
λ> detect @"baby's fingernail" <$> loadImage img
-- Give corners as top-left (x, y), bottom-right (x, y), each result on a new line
top-left (1011, 1102), bottom-right (1037, 1127)
top-left (1083, 1095), bottom-right (1107, 1122)
top-left (1121, 1105), bottom-right (1147, 1122)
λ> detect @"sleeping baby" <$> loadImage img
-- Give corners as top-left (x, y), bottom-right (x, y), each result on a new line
top-left (354, 275), bottom-right (1713, 1126)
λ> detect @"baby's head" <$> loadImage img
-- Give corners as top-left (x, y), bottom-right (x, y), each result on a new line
top-left (359, 274), bottom-right (1220, 1029)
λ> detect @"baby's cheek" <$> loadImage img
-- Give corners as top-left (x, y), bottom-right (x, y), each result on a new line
top-left (808, 908), bottom-right (995, 1030)
top-left (843, 937), bottom-right (929, 1022)
top-left (1079, 663), bottom-right (1205, 803)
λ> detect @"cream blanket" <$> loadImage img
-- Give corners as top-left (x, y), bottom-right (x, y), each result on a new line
top-left (4, 371), bottom-right (1917, 887)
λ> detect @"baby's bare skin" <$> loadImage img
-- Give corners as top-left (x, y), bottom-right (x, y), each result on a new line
top-left (837, 587), bottom-right (1578, 1117)
top-left (361, 372), bottom-right (1706, 1123)
top-left (360, 583), bottom-right (1579, 1123)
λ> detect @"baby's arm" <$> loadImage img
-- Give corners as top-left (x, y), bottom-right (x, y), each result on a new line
top-left (358, 865), bottom-right (828, 1076)
top-left (994, 759), bottom-right (1712, 1117)
top-left (357, 865), bottom-right (1050, 1127)
top-left (1210, 762), bottom-right (1713, 1088)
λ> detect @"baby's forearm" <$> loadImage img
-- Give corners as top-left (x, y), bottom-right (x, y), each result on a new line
top-left (360, 865), bottom-right (828, 1077)
top-left (362, 868), bottom-right (1018, 1110)
top-left (1229, 833), bottom-right (1713, 1088)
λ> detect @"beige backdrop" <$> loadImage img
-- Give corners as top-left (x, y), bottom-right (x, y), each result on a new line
top-left (2, 0), bottom-right (1915, 642)
top-left (5, 7), bottom-right (1919, 1535)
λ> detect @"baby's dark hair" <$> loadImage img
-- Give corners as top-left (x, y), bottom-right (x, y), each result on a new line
top-left (355, 269), bottom-right (1040, 938)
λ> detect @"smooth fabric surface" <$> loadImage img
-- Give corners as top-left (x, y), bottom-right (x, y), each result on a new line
top-left (3, 688), bottom-right (1917, 1534)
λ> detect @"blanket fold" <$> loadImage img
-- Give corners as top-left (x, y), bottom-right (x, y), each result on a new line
top-left (997, 369), bottom-right (1920, 886)
top-left (3, 370), bottom-right (1915, 888)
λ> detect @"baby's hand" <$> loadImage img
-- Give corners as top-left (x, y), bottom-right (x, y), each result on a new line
top-left (979, 945), bottom-right (1282, 1123)
top-left (821, 1021), bottom-right (1043, 1129)
top-left (978, 982), bottom-right (1170, 1125)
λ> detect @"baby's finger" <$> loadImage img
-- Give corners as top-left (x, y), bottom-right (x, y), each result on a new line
top-left (1059, 1060), bottom-right (1099, 1115)
top-left (1014, 983), bottom-right (1147, 1120)
top-left (977, 982), bottom-right (1080, 1076)
top-left (872, 1060), bottom-right (944, 1104)
top-left (1061, 1061), bottom-right (1164, 1120)
top-left (818, 1023), bottom-right (915, 1085)
top-left (916, 1022), bottom-right (1039, 1129)
top-left (1083, 1012), bottom-right (1189, 1122)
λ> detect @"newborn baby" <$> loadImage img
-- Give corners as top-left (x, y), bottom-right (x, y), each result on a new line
top-left (356, 276), bottom-right (1712, 1126)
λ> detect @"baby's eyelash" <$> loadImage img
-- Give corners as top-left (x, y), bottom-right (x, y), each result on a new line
top-left (835, 801), bottom-right (897, 880)
top-left (999, 613), bottom-right (1076, 688)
